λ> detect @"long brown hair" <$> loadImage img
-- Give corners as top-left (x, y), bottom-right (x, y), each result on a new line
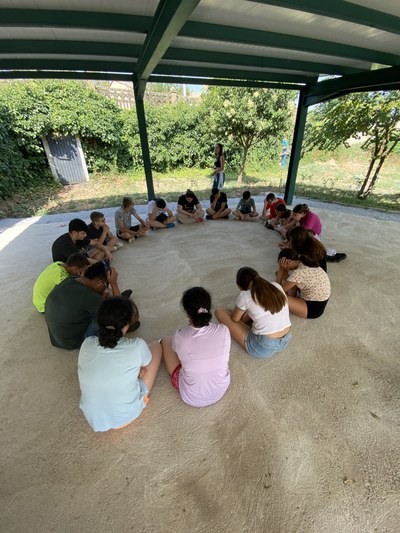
top-left (287, 226), bottom-right (326, 262)
top-left (236, 267), bottom-right (287, 314)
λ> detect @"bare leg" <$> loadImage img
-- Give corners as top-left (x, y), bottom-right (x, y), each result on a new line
top-left (149, 220), bottom-right (168, 229)
top-left (87, 248), bottom-right (106, 261)
top-left (140, 341), bottom-right (162, 391)
top-left (215, 308), bottom-right (250, 351)
top-left (287, 296), bottom-right (308, 318)
top-left (213, 208), bottom-right (231, 219)
top-left (161, 336), bottom-right (181, 375)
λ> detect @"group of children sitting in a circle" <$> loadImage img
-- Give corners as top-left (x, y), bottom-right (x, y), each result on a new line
top-left (33, 189), bottom-right (339, 432)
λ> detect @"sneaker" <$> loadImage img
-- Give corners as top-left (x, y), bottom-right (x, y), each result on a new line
top-left (265, 222), bottom-right (274, 230)
top-left (114, 242), bottom-right (124, 249)
top-left (194, 217), bottom-right (204, 223)
top-left (121, 289), bottom-right (133, 299)
top-left (206, 215), bottom-right (213, 220)
top-left (166, 222), bottom-right (175, 228)
top-left (326, 252), bottom-right (347, 263)
top-left (128, 238), bottom-right (134, 243)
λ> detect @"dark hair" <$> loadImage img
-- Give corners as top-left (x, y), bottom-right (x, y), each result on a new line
top-left (293, 203), bottom-right (310, 214)
top-left (97, 297), bottom-right (139, 349)
top-left (90, 211), bottom-right (104, 222)
top-left (122, 196), bottom-right (133, 208)
top-left (275, 203), bottom-right (287, 213)
top-left (278, 248), bottom-right (299, 261)
top-left (68, 218), bottom-right (88, 233)
top-left (266, 193), bottom-right (276, 201)
top-left (279, 248), bottom-right (319, 268)
top-left (236, 267), bottom-right (287, 314)
top-left (84, 261), bottom-right (107, 282)
top-left (211, 187), bottom-right (219, 196)
top-left (156, 198), bottom-right (166, 209)
top-left (215, 143), bottom-right (223, 154)
top-left (281, 209), bottom-right (292, 220)
top-left (185, 189), bottom-right (195, 199)
top-left (181, 287), bottom-right (212, 328)
top-left (242, 190), bottom-right (251, 200)
top-left (65, 252), bottom-right (90, 268)
top-left (287, 226), bottom-right (326, 262)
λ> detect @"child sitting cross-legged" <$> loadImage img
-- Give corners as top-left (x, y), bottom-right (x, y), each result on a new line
top-left (276, 248), bottom-right (331, 319)
top-left (161, 287), bottom-right (231, 407)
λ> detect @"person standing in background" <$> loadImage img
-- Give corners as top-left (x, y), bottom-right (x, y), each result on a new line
top-left (212, 143), bottom-right (225, 190)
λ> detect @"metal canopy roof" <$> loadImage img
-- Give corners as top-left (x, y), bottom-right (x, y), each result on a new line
top-left (1, 0), bottom-right (400, 102)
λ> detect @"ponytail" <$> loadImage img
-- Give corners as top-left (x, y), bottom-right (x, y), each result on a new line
top-left (237, 267), bottom-right (287, 314)
top-left (97, 297), bottom-right (137, 349)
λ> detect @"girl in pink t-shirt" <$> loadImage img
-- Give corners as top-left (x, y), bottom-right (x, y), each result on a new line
top-left (161, 287), bottom-right (231, 407)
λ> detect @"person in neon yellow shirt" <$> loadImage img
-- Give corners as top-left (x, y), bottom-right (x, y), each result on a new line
top-left (33, 252), bottom-right (89, 313)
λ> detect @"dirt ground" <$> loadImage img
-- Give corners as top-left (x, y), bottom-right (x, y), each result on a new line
top-left (0, 204), bottom-right (399, 533)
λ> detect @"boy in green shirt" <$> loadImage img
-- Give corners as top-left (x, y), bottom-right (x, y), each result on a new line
top-left (33, 253), bottom-right (89, 313)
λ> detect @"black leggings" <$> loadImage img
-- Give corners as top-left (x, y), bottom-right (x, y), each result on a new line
top-left (305, 299), bottom-right (329, 319)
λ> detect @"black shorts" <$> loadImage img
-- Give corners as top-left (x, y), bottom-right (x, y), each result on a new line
top-left (117, 225), bottom-right (140, 240)
top-left (305, 299), bottom-right (329, 319)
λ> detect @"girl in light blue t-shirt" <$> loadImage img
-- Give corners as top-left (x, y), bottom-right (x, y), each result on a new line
top-left (78, 297), bottom-right (161, 432)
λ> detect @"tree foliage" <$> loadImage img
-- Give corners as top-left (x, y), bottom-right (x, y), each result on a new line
top-left (304, 91), bottom-right (400, 198)
top-left (203, 87), bottom-right (294, 182)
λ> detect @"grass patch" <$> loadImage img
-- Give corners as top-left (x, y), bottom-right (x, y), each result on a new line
top-left (1, 144), bottom-right (399, 218)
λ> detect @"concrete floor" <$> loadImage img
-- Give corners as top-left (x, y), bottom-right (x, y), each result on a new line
top-left (1, 203), bottom-right (399, 533)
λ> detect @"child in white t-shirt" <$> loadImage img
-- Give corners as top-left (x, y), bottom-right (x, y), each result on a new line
top-left (161, 287), bottom-right (231, 407)
top-left (215, 267), bottom-right (292, 359)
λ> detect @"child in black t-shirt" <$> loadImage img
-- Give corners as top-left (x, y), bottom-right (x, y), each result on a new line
top-left (176, 189), bottom-right (205, 224)
top-left (206, 187), bottom-right (231, 220)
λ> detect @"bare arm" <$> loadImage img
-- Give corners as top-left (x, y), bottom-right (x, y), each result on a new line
top-left (90, 239), bottom-right (112, 261)
top-left (231, 306), bottom-right (245, 322)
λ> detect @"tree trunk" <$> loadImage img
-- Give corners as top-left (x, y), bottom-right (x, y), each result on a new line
top-left (357, 157), bottom-right (377, 198)
top-left (358, 139), bottom-right (399, 199)
top-left (237, 145), bottom-right (249, 184)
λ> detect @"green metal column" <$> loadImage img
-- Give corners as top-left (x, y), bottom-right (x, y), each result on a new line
top-left (134, 79), bottom-right (155, 200)
top-left (284, 88), bottom-right (308, 205)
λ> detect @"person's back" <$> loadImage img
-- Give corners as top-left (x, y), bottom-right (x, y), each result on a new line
top-left (78, 336), bottom-right (152, 431)
top-left (45, 276), bottom-right (102, 350)
top-left (33, 253), bottom-right (89, 313)
top-left (173, 322), bottom-right (230, 407)
top-left (33, 262), bottom-right (69, 313)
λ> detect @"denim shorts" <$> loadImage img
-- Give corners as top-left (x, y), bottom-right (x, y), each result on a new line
top-left (245, 330), bottom-right (292, 359)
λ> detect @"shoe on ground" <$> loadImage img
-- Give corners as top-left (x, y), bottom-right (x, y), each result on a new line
top-left (265, 222), bottom-right (274, 230)
top-left (128, 238), bottom-right (134, 243)
top-left (326, 252), bottom-right (347, 263)
top-left (206, 215), bottom-right (213, 220)
top-left (224, 215), bottom-right (229, 219)
top-left (121, 289), bottom-right (133, 299)
top-left (194, 217), bottom-right (204, 223)
top-left (166, 222), bottom-right (175, 228)
top-left (114, 242), bottom-right (124, 249)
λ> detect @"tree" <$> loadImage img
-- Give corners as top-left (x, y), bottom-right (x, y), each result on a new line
top-left (304, 91), bottom-right (400, 199)
top-left (0, 80), bottom-right (127, 174)
top-left (203, 87), bottom-right (294, 182)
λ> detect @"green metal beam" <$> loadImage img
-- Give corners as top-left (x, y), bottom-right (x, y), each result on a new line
top-left (284, 89), bottom-right (308, 205)
top-left (148, 75), bottom-right (302, 90)
top-left (163, 48), bottom-right (362, 77)
top-left (250, 0), bottom-right (400, 36)
top-left (0, 70), bottom-right (134, 81)
top-left (0, 9), bottom-right (152, 33)
top-left (0, 8), bottom-right (398, 68)
top-left (0, 58), bottom-right (137, 72)
top-left (0, 39), bottom-right (363, 77)
top-left (181, 21), bottom-right (399, 66)
top-left (0, 40), bottom-right (142, 58)
top-left (133, 79), bottom-right (155, 201)
top-left (154, 64), bottom-right (316, 84)
top-left (135, 0), bottom-right (200, 81)
top-left (305, 66), bottom-right (400, 106)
